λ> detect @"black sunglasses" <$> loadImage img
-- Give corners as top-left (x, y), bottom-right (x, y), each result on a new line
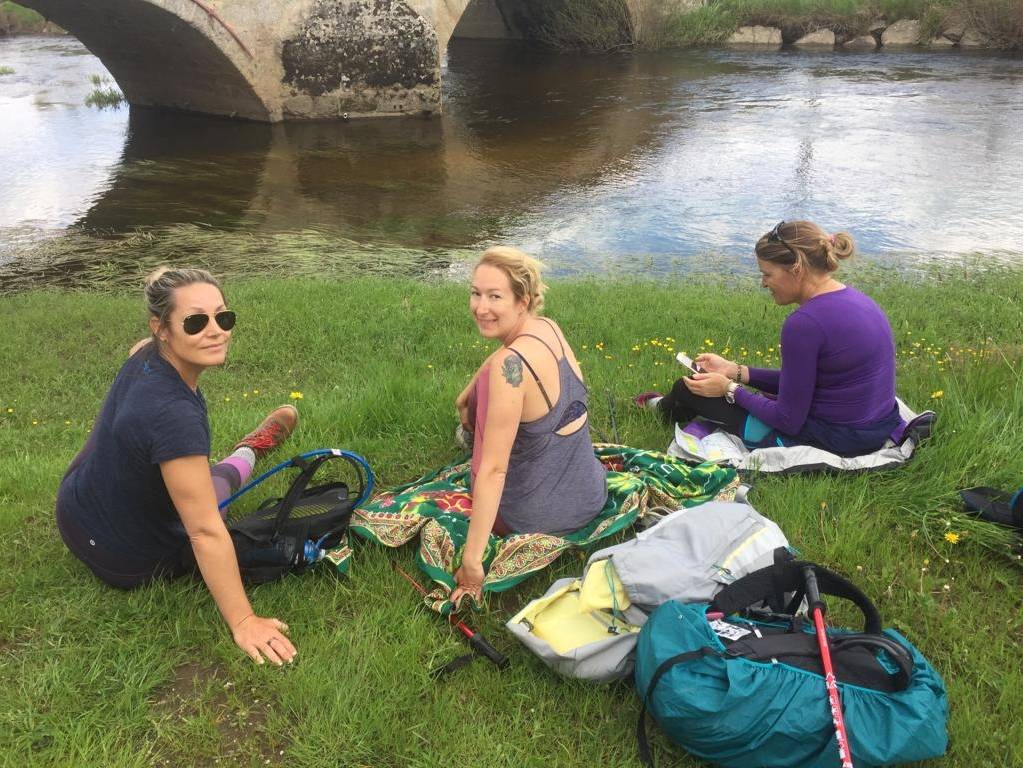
top-left (181, 310), bottom-right (236, 335)
top-left (767, 220), bottom-right (800, 262)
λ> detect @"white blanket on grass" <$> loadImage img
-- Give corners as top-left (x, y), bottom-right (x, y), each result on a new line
top-left (667, 398), bottom-right (934, 474)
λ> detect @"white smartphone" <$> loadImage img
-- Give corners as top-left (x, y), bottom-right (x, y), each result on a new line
top-left (676, 352), bottom-right (701, 375)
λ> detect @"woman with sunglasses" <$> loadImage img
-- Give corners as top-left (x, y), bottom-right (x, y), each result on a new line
top-left (55, 267), bottom-right (299, 665)
top-left (636, 220), bottom-right (901, 456)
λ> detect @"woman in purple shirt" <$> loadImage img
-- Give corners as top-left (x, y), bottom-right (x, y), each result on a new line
top-left (636, 220), bottom-right (901, 456)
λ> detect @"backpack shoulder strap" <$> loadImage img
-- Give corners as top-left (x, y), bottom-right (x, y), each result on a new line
top-left (710, 560), bottom-right (883, 635)
top-left (266, 454), bottom-right (331, 535)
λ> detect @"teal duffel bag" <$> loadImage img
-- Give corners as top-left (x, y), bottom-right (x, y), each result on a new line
top-left (634, 561), bottom-right (948, 768)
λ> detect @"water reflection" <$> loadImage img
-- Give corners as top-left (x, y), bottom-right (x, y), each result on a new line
top-left (1, 36), bottom-right (1022, 289)
top-left (80, 109), bottom-right (272, 231)
top-left (74, 40), bottom-right (696, 252)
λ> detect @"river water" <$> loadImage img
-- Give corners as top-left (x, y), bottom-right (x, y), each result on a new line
top-left (1, 35), bottom-right (1022, 288)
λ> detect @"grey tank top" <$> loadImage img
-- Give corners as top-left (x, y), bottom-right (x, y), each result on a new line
top-left (497, 323), bottom-right (608, 535)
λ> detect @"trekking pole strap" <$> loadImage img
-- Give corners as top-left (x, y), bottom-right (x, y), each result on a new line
top-left (637, 646), bottom-right (722, 767)
top-left (710, 561), bottom-right (882, 635)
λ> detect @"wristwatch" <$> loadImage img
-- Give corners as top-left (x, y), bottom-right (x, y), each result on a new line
top-left (725, 382), bottom-right (739, 404)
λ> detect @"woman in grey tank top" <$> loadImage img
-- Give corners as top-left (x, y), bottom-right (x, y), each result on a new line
top-left (451, 247), bottom-right (608, 607)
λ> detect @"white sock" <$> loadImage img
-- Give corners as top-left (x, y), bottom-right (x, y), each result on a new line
top-left (648, 396), bottom-right (663, 410)
top-left (231, 446), bottom-right (256, 467)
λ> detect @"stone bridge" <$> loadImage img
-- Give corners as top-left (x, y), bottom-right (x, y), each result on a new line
top-left (18, 0), bottom-right (683, 121)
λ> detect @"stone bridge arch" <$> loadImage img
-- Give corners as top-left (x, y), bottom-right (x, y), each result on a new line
top-left (18, 0), bottom-right (273, 120)
top-left (19, 0), bottom-right (668, 122)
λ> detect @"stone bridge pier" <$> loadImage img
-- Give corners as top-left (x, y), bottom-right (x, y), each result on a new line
top-left (18, 0), bottom-right (681, 122)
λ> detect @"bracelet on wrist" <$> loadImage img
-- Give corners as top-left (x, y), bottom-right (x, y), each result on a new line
top-left (732, 364), bottom-right (743, 383)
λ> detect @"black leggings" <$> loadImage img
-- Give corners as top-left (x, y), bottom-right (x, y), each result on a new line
top-left (657, 377), bottom-right (749, 438)
top-left (657, 377), bottom-right (902, 456)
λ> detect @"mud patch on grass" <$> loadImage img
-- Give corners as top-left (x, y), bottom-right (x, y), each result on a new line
top-left (149, 660), bottom-right (289, 766)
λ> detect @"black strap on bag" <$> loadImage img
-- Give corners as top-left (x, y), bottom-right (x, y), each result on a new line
top-left (709, 561), bottom-right (913, 686)
top-left (724, 631), bottom-right (913, 692)
top-left (227, 452), bottom-right (364, 584)
top-left (710, 559), bottom-right (883, 635)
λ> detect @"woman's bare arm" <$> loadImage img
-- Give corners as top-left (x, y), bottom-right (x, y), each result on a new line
top-left (161, 456), bottom-right (296, 665)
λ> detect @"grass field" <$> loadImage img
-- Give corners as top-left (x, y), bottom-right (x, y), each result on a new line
top-left (1, 269), bottom-right (1021, 766)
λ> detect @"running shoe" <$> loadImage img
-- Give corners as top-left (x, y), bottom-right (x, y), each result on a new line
top-left (632, 391), bottom-right (663, 410)
top-left (234, 404), bottom-right (299, 458)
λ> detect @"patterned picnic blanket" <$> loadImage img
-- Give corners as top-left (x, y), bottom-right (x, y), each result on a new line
top-left (326, 444), bottom-right (737, 614)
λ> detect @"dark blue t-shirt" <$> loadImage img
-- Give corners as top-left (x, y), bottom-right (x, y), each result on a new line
top-left (58, 345), bottom-right (210, 565)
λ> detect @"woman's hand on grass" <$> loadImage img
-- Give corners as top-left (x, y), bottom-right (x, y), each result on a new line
top-left (683, 372), bottom-right (731, 398)
top-left (452, 559), bottom-right (485, 609)
top-left (232, 615), bottom-right (296, 666)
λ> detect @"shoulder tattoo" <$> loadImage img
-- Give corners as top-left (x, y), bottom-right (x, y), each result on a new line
top-left (501, 354), bottom-right (524, 387)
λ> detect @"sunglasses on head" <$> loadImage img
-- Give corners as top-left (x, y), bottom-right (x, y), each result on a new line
top-left (181, 310), bottom-right (236, 335)
top-left (767, 220), bottom-right (800, 262)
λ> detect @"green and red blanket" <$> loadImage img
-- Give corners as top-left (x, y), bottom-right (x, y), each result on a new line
top-left (326, 444), bottom-right (736, 614)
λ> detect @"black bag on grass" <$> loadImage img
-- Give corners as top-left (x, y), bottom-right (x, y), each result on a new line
top-left (960, 485), bottom-right (1023, 531)
top-left (184, 450), bottom-right (371, 585)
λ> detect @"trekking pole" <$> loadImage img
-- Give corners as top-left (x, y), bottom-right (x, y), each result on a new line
top-left (392, 562), bottom-right (509, 670)
top-left (605, 389), bottom-right (621, 445)
top-left (802, 565), bottom-right (854, 768)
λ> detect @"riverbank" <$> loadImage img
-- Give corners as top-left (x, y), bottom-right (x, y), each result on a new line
top-left (1, 274), bottom-right (1020, 765)
top-left (533, 0), bottom-right (1022, 51)
top-left (0, 2), bottom-right (59, 36)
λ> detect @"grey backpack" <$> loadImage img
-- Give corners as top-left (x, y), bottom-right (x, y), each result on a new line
top-left (507, 499), bottom-right (791, 682)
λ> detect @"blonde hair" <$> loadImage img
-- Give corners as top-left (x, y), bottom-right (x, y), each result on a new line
top-left (144, 267), bottom-right (223, 327)
top-left (755, 221), bottom-right (855, 273)
top-left (476, 246), bottom-right (548, 314)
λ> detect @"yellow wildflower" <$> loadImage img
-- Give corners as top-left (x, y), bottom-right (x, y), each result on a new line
top-left (290, 391), bottom-right (304, 400)
top-left (930, 390), bottom-right (944, 399)
top-left (943, 532), bottom-right (960, 544)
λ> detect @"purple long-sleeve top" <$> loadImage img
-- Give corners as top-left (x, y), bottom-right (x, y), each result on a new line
top-left (734, 286), bottom-right (897, 435)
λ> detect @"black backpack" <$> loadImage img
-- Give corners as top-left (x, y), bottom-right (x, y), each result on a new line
top-left (190, 449), bottom-right (372, 585)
